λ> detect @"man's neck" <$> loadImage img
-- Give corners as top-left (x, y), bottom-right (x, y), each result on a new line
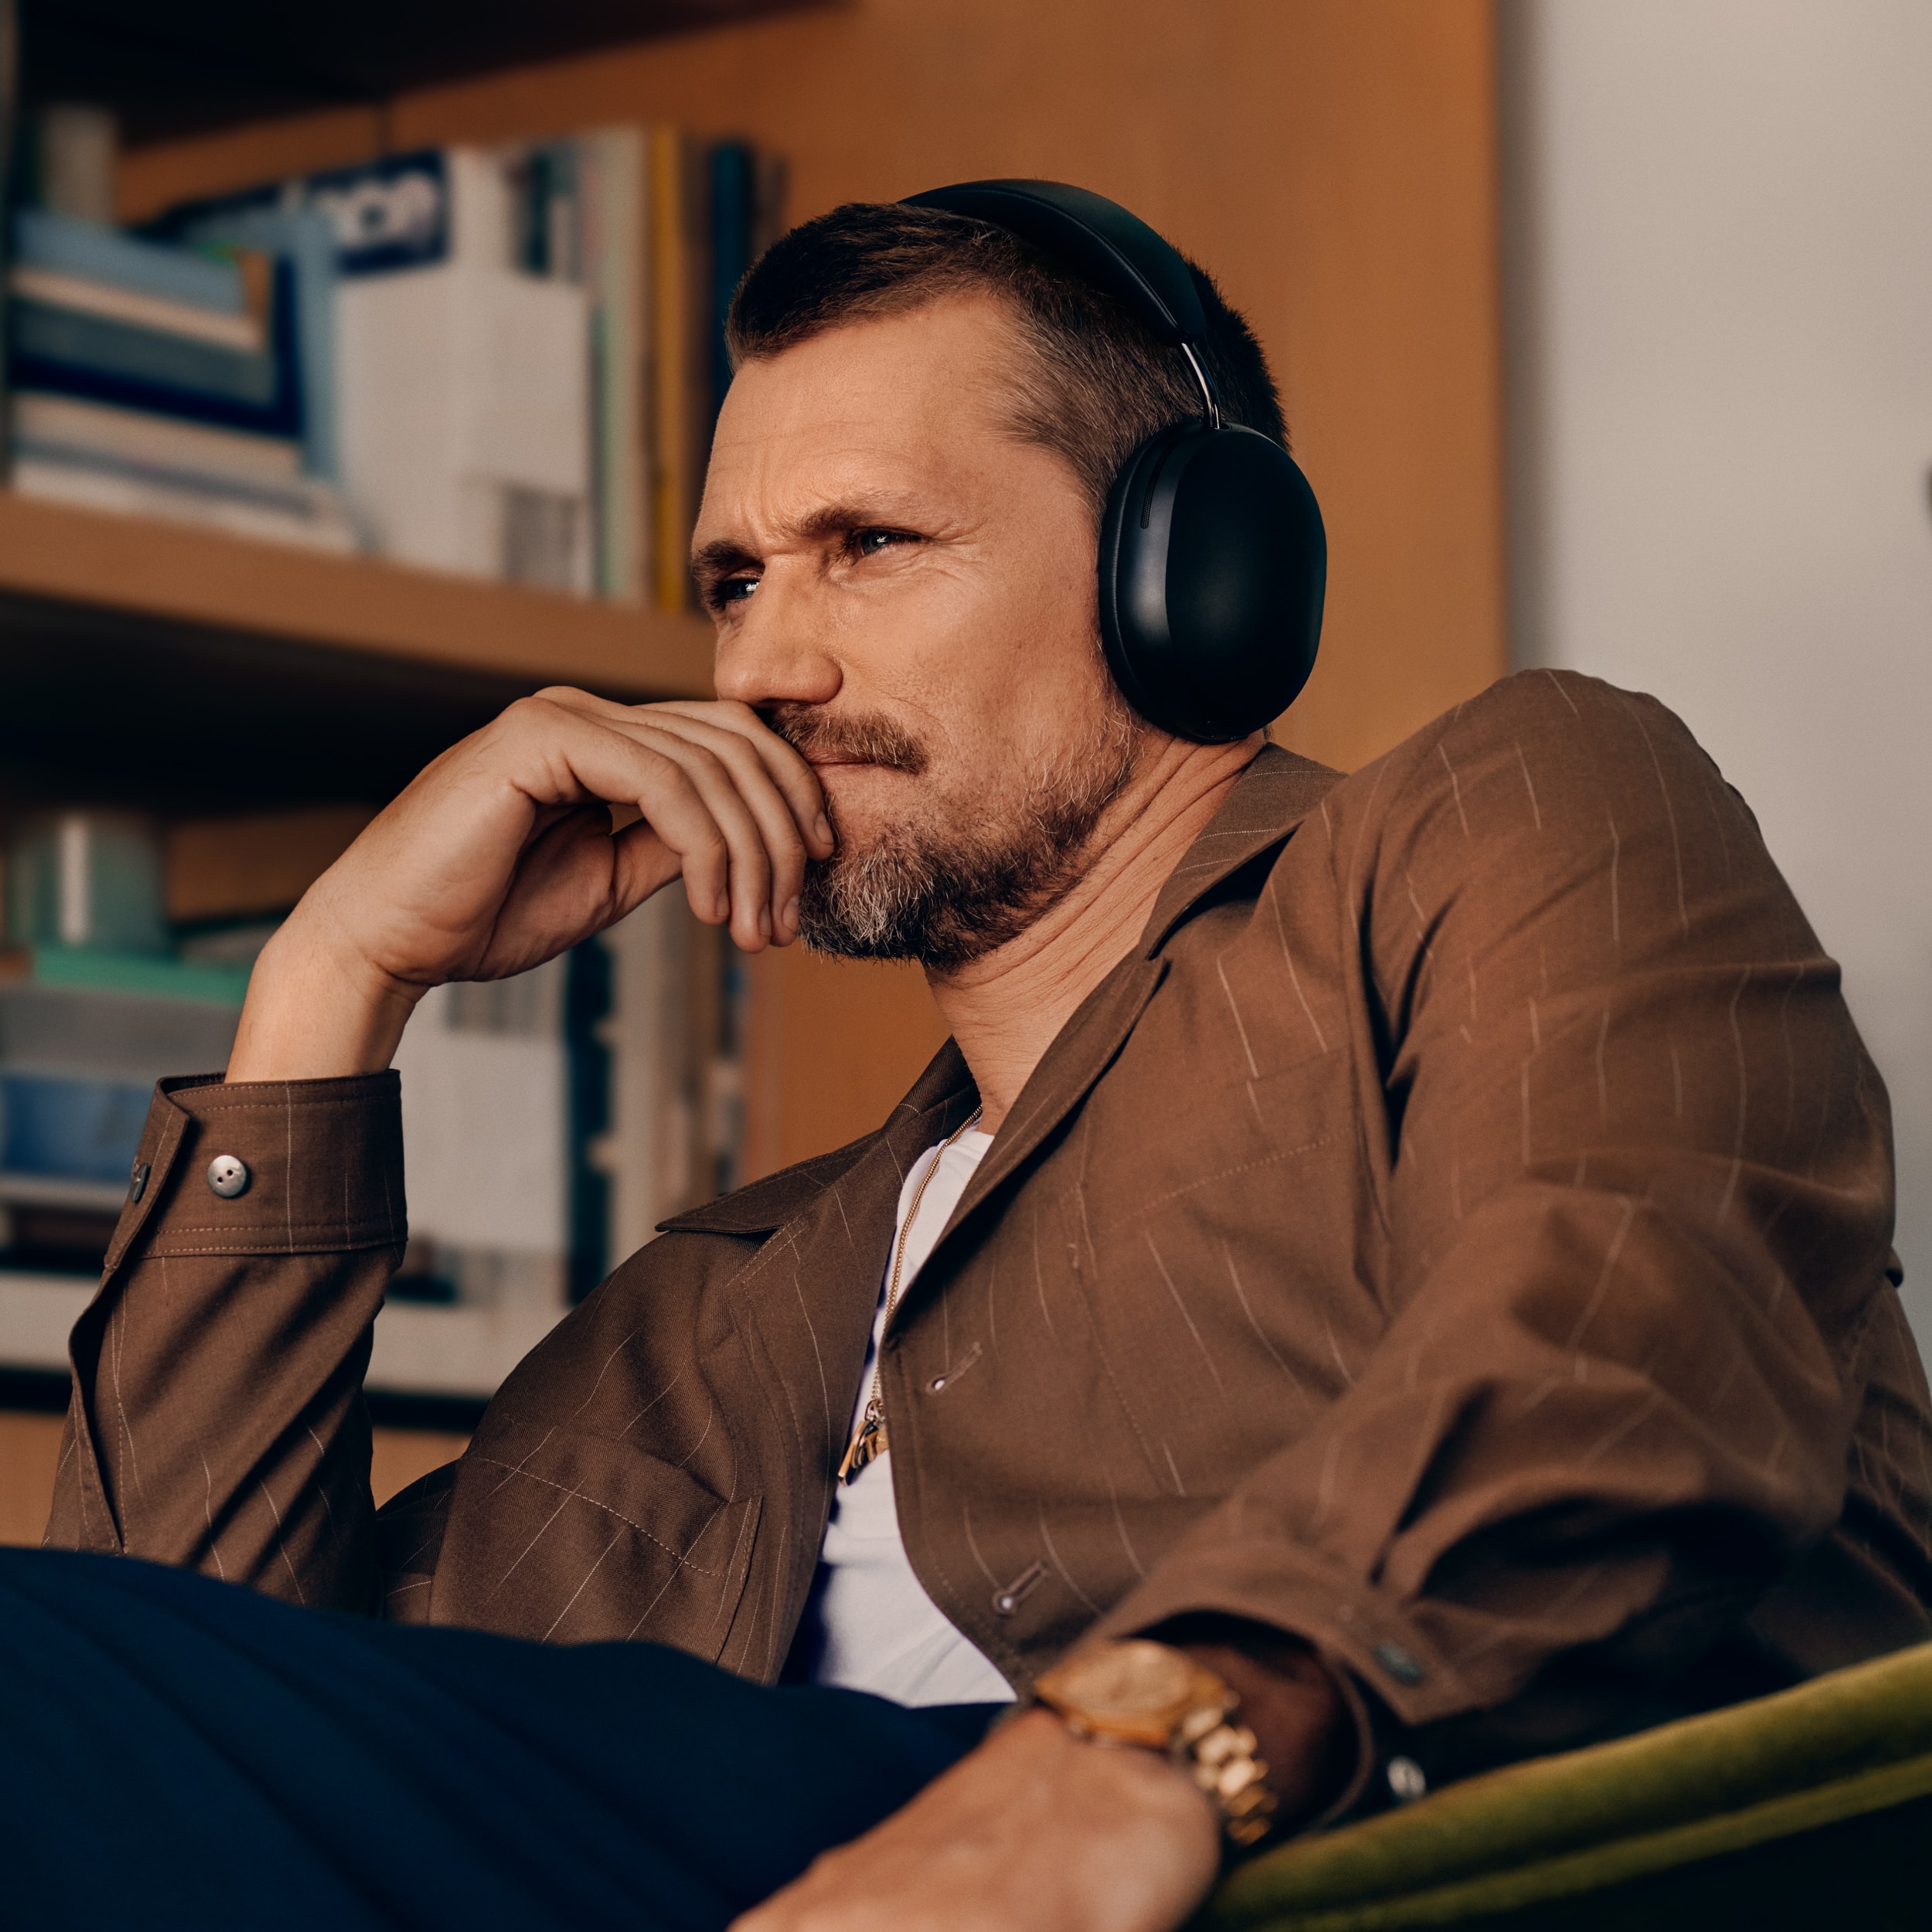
top-left (926, 735), bottom-right (1262, 1134)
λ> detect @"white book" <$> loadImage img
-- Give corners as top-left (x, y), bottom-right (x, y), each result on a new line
top-left (13, 454), bottom-right (358, 553)
top-left (13, 390), bottom-right (303, 486)
top-left (594, 893), bottom-right (700, 1262)
top-left (337, 260), bottom-right (592, 589)
top-left (8, 264), bottom-right (265, 351)
top-left (390, 965), bottom-right (571, 1320)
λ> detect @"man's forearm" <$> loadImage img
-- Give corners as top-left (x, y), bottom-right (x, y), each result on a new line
top-left (46, 1074), bottom-right (407, 1611)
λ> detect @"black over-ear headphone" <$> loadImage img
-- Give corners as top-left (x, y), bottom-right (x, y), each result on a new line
top-left (901, 180), bottom-right (1325, 743)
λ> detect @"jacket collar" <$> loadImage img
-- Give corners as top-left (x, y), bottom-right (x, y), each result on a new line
top-left (662, 743), bottom-right (1339, 1247)
top-left (937, 743), bottom-right (1339, 1256)
top-left (1137, 742), bottom-right (1341, 958)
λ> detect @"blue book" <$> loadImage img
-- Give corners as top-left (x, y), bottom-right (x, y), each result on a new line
top-left (178, 208), bottom-right (340, 480)
top-left (165, 149), bottom-right (453, 279)
top-left (10, 256), bottom-right (303, 440)
top-left (14, 208), bottom-right (246, 315)
top-left (12, 299), bottom-right (278, 405)
top-left (0, 1070), bottom-right (152, 1184)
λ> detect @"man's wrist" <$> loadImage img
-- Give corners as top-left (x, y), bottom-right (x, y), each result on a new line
top-left (1157, 1617), bottom-right (1358, 1831)
top-left (226, 918), bottom-right (425, 1083)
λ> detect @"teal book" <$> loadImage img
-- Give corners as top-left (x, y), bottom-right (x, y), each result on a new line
top-left (30, 946), bottom-right (251, 1008)
top-left (13, 208), bottom-right (247, 314)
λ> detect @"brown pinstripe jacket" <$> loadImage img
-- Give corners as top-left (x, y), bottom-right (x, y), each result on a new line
top-left (46, 671), bottom-right (1932, 1776)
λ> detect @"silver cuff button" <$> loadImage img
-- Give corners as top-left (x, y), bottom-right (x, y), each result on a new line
top-left (206, 1154), bottom-right (251, 1199)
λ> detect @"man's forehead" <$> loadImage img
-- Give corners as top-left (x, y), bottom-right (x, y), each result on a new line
top-left (701, 298), bottom-right (1022, 509)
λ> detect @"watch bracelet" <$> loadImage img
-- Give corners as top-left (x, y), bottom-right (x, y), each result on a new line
top-left (1172, 1705), bottom-right (1280, 1848)
top-left (1015, 1694), bottom-right (1283, 1851)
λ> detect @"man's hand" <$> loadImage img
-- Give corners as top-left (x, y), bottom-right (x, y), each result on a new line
top-left (227, 690), bottom-right (833, 1082)
top-left (730, 1709), bottom-right (1221, 1932)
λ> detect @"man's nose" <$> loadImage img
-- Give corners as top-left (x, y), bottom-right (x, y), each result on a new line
top-left (710, 575), bottom-right (843, 710)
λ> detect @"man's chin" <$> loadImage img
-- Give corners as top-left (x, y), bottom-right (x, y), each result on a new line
top-left (818, 765), bottom-right (926, 845)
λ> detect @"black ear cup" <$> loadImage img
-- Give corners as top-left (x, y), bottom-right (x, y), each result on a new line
top-left (1098, 423), bottom-right (1327, 743)
top-left (906, 179), bottom-right (1329, 741)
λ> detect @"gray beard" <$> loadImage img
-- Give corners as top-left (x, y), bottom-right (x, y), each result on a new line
top-left (784, 702), bottom-right (1144, 972)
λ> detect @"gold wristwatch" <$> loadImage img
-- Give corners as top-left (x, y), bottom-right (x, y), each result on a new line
top-left (1030, 1638), bottom-right (1280, 1848)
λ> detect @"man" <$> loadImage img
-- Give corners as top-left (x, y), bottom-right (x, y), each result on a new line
top-left (20, 195), bottom-right (1932, 1930)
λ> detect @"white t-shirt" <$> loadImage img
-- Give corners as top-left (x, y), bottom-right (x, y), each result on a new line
top-left (791, 1127), bottom-right (1015, 1707)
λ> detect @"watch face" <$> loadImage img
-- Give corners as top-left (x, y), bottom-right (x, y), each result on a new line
top-left (1053, 1640), bottom-right (1198, 1718)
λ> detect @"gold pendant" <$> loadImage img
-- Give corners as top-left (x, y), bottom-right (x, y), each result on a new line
top-left (838, 1409), bottom-right (888, 1484)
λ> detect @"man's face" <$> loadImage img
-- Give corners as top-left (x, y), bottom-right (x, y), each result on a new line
top-left (694, 294), bottom-right (1145, 971)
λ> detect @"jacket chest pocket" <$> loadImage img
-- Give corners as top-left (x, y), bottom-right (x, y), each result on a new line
top-left (431, 1419), bottom-right (762, 1658)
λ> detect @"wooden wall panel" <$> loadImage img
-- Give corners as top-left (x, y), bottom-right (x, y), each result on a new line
top-left (120, 0), bottom-right (1505, 1172)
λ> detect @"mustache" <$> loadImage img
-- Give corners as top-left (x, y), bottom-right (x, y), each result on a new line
top-left (764, 703), bottom-right (930, 777)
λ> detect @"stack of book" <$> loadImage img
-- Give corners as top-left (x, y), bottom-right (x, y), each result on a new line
top-left (0, 955), bottom-right (247, 1274)
top-left (133, 129), bottom-right (785, 603)
top-left (0, 802), bottom-right (744, 1401)
top-left (7, 208), bottom-right (357, 551)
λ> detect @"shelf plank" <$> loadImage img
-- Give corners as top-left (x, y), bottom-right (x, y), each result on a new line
top-left (24, 0), bottom-right (821, 146)
top-left (0, 489), bottom-right (716, 699)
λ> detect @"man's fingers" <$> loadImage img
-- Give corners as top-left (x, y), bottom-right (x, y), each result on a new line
top-left (534, 688), bottom-right (833, 861)
top-left (523, 692), bottom-right (819, 943)
top-left (631, 733), bottom-right (779, 947)
top-left (489, 699), bottom-right (781, 947)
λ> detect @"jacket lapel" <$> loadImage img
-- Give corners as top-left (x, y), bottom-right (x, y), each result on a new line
top-left (706, 1042), bottom-right (979, 1466)
top-left (1137, 743), bottom-right (1342, 957)
top-left (930, 745), bottom-right (1341, 1248)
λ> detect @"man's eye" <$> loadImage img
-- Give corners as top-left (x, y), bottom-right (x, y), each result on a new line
top-left (716, 576), bottom-right (759, 604)
top-left (853, 529), bottom-right (910, 558)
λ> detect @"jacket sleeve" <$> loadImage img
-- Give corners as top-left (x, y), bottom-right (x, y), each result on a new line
top-left (43, 1071), bottom-right (414, 1614)
top-left (1095, 672), bottom-right (1922, 1769)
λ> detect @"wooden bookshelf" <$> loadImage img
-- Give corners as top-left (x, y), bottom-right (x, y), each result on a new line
top-left (0, 490), bottom-right (716, 810)
top-left (0, 489), bottom-right (715, 695)
top-left (0, 1), bottom-right (1511, 1483)
top-left (22, 0), bottom-right (822, 145)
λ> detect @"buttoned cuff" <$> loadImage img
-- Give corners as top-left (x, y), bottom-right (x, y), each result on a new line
top-left (1096, 1549), bottom-right (1478, 1830)
top-left (106, 1072), bottom-right (407, 1268)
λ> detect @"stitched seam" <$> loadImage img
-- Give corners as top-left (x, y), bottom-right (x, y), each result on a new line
top-left (141, 1233), bottom-right (405, 1257)
top-left (169, 1088), bottom-right (396, 1114)
top-left (147, 1219), bottom-right (406, 1235)
top-left (468, 1455), bottom-right (730, 1574)
top-left (1120, 1135), bottom-right (1339, 1225)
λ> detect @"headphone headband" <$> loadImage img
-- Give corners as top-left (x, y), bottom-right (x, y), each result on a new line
top-left (901, 180), bottom-right (1208, 347)
top-left (895, 179), bottom-right (1325, 741)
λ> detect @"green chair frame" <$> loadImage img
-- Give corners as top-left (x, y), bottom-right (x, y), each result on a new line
top-left (1201, 1640), bottom-right (1932, 1931)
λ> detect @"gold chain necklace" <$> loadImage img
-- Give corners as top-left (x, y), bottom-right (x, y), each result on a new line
top-left (837, 1109), bottom-right (984, 1484)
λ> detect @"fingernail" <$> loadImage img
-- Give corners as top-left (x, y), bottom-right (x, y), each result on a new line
top-left (815, 813), bottom-right (833, 846)
top-left (782, 896), bottom-right (799, 933)
top-left (758, 905), bottom-right (772, 939)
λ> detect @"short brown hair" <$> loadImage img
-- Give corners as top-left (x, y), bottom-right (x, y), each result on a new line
top-left (726, 200), bottom-right (1287, 525)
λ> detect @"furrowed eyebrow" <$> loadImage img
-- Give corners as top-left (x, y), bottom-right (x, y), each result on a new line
top-left (690, 538), bottom-right (758, 588)
top-left (689, 498), bottom-right (933, 583)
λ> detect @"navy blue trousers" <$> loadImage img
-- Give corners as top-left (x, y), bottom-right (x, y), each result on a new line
top-left (0, 1549), bottom-right (997, 1932)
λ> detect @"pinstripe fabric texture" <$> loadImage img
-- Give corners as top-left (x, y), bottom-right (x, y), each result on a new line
top-left (46, 672), bottom-right (1932, 1738)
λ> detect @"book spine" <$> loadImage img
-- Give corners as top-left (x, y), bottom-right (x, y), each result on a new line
top-left (709, 141), bottom-right (753, 428)
top-left (12, 455), bottom-right (356, 552)
top-left (583, 129), bottom-right (647, 603)
top-left (13, 208), bottom-right (246, 314)
top-left (7, 266), bottom-right (264, 351)
top-left (181, 208), bottom-right (341, 480)
top-left (648, 127), bottom-right (692, 614)
top-left (11, 298), bottom-right (279, 407)
top-left (13, 390), bottom-right (302, 484)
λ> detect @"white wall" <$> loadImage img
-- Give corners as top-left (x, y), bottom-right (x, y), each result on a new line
top-left (1504, 0), bottom-right (1932, 1363)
